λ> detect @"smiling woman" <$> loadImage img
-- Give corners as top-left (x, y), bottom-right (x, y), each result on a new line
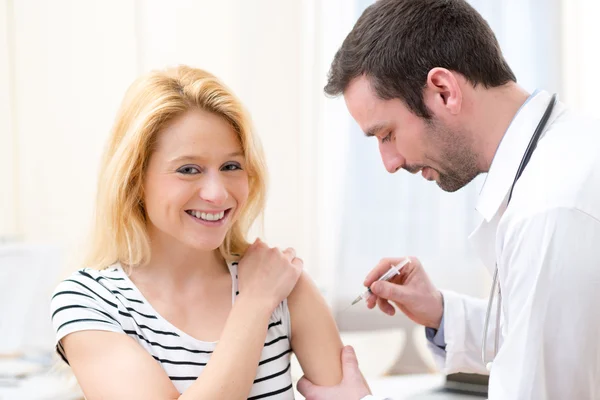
top-left (84, 67), bottom-right (266, 269)
top-left (49, 65), bottom-right (345, 400)
top-left (142, 108), bottom-right (252, 256)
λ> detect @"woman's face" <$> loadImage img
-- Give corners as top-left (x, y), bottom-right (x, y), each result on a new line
top-left (143, 109), bottom-right (249, 252)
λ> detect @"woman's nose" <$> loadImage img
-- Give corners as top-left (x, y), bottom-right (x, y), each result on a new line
top-left (198, 173), bottom-right (228, 205)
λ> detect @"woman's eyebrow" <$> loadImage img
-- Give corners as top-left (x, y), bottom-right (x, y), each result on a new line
top-left (168, 151), bottom-right (244, 164)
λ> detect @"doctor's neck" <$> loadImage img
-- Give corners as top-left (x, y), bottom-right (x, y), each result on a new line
top-left (466, 82), bottom-right (531, 173)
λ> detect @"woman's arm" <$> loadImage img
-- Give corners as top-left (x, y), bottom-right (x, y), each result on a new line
top-left (62, 241), bottom-right (303, 400)
top-left (62, 295), bottom-right (274, 400)
top-left (287, 271), bottom-right (344, 385)
top-left (62, 330), bottom-right (180, 400)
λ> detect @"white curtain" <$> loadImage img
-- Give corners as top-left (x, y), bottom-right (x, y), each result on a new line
top-left (318, 0), bottom-right (564, 322)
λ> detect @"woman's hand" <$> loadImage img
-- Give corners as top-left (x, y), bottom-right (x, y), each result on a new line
top-left (237, 238), bottom-right (303, 311)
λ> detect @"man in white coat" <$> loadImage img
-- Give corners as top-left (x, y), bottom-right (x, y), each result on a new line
top-left (297, 0), bottom-right (600, 399)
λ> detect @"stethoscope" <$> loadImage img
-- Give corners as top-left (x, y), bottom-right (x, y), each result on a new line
top-left (481, 93), bottom-right (558, 371)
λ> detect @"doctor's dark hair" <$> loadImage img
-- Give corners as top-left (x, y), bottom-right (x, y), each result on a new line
top-left (324, 0), bottom-right (516, 119)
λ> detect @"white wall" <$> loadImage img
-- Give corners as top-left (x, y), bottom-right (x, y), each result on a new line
top-left (561, 0), bottom-right (600, 115)
top-left (0, 0), bottom-right (322, 277)
top-left (0, 0), bottom-right (17, 238)
top-left (1, 0), bottom-right (598, 288)
top-left (6, 0), bottom-right (139, 264)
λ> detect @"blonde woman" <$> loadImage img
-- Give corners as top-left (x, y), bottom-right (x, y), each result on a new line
top-left (50, 66), bottom-right (344, 399)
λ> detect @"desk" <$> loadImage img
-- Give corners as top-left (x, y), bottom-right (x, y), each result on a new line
top-left (369, 374), bottom-right (447, 399)
top-left (2, 368), bottom-right (444, 399)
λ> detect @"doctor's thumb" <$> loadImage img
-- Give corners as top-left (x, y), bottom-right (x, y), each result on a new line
top-left (341, 346), bottom-right (361, 379)
top-left (370, 280), bottom-right (407, 303)
top-left (296, 376), bottom-right (315, 397)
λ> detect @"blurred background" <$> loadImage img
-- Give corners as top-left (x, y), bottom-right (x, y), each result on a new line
top-left (0, 0), bottom-right (598, 398)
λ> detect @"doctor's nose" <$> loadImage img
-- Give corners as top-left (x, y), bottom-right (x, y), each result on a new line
top-left (380, 145), bottom-right (405, 174)
top-left (199, 173), bottom-right (228, 205)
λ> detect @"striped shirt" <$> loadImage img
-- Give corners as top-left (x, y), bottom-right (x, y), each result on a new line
top-left (50, 262), bottom-right (294, 399)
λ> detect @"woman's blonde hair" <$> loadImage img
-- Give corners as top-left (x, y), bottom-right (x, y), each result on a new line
top-left (84, 65), bottom-right (267, 269)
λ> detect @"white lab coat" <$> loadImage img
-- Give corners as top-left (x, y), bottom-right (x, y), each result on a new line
top-left (427, 91), bottom-right (600, 399)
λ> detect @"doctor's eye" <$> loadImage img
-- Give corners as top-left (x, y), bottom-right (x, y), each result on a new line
top-left (381, 132), bottom-right (392, 143)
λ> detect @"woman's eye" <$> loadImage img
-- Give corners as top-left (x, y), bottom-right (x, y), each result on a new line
top-left (222, 163), bottom-right (242, 171)
top-left (176, 165), bottom-right (201, 175)
top-left (381, 132), bottom-right (392, 143)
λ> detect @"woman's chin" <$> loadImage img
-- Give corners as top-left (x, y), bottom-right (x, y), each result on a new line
top-left (183, 236), bottom-right (226, 253)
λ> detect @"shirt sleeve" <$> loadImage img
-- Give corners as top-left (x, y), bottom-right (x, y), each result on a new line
top-left (50, 270), bottom-right (124, 363)
top-left (425, 314), bottom-right (446, 350)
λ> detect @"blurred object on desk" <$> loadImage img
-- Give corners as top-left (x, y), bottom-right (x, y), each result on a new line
top-left (0, 354), bottom-right (83, 399)
top-left (0, 242), bottom-right (83, 399)
top-left (0, 243), bottom-right (64, 354)
top-left (338, 329), bottom-right (406, 378)
top-left (335, 303), bottom-right (435, 375)
top-left (0, 237), bottom-right (19, 246)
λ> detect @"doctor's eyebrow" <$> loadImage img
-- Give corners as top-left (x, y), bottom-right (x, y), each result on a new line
top-left (364, 123), bottom-right (388, 137)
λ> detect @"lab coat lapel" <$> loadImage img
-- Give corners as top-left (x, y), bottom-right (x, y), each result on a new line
top-left (469, 206), bottom-right (505, 274)
top-left (469, 91), bottom-right (555, 271)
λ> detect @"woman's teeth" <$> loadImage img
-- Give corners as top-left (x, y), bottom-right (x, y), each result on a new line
top-left (187, 210), bottom-right (226, 221)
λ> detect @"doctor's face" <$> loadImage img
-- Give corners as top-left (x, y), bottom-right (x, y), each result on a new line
top-left (343, 75), bottom-right (478, 192)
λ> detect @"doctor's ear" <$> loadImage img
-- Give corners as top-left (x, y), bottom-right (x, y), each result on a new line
top-left (424, 67), bottom-right (462, 116)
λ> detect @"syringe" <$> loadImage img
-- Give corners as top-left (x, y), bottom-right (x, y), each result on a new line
top-left (350, 258), bottom-right (411, 306)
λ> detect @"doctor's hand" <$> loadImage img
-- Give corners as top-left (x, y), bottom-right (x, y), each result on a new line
top-left (364, 257), bottom-right (443, 329)
top-left (297, 346), bottom-right (371, 400)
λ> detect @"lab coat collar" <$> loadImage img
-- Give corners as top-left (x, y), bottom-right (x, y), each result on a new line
top-left (475, 90), bottom-right (555, 222)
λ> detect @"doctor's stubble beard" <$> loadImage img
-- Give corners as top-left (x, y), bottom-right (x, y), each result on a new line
top-left (418, 120), bottom-right (480, 193)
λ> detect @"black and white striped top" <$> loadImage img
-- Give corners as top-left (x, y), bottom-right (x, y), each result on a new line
top-left (50, 262), bottom-right (294, 399)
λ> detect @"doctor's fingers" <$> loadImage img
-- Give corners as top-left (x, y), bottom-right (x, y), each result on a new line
top-left (364, 257), bottom-right (415, 287)
top-left (366, 293), bottom-right (377, 309)
top-left (365, 292), bottom-right (396, 315)
top-left (370, 280), bottom-right (410, 304)
top-left (364, 258), bottom-right (405, 286)
top-left (377, 296), bottom-right (396, 316)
